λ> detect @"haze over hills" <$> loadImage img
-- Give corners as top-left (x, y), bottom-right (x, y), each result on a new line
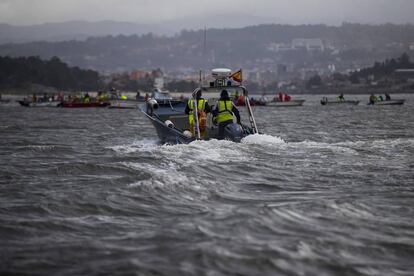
top-left (1, 23), bottom-right (413, 77)
top-left (0, 15), bottom-right (275, 44)
top-left (0, 21), bottom-right (166, 44)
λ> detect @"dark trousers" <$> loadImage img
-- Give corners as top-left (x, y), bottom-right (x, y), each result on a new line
top-left (218, 120), bottom-right (233, 139)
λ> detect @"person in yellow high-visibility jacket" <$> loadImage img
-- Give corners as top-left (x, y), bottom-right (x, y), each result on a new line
top-left (213, 89), bottom-right (241, 139)
top-left (185, 90), bottom-right (211, 138)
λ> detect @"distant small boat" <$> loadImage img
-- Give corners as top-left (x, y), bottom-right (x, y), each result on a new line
top-left (0, 99), bottom-right (10, 104)
top-left (368, 99), bottom-right (405, 105)
top-left (266, 99), bottom-right (305, 107)
top-left (235, 98), bottom-right (266, 106)
top-left (60, 101), bottom-right (110, 108)
top-left (321, 98), bottom-right (359, 105)
top-left (18, 100), bottom-right (62, 107)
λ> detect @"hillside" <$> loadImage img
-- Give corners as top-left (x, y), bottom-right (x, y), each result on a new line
top-left (0, 23), bottom-right (414, 74)
top-left (0, 56), bottom-right (101, 90)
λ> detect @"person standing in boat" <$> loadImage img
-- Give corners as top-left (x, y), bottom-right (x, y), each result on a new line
top-left (213, 89), bottom-right (241, 139)
top-left (385, 93), bottom-right (391, 101)
top-left (337, 93), bottom-right (345, 101)
top-left (185, 90), bottom-right (211, 138)
top-left (369, 94), bottom-right (378, 105)
top-left (83, 92), bottom-right (90, 103)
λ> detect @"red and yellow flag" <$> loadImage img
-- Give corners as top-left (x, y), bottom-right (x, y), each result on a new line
top-left (230, 69), bottom-right (242, 83)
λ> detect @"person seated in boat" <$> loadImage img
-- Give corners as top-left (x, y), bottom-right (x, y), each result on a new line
top-left (83, 92), bottom-right (90, 103)
top-left (213, 89), bottom-right (241, 139)
top-left (385, 93), bottom-right (391, 101)
top-left (378, 95), bottom-right (384, 101)
top-left (57, 92), bottom-right (64, 102)
top-left (369, 94), bottom-right (378, 105)
top-left (97, 91), bottom-right (108, 102)
top-left (337, 93), bottom-right (345, 101)
top-left (185, 90), bottom-right (211, 138)
top-left (232, 90), bottom-right (239, 103)
top-left (260, 92), bottom-right (267, 103)
top-left (278, 92), bottom-right (291, 102)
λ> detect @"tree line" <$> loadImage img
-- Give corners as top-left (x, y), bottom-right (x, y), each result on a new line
top-left (1, 23), bottom-right (414, 72)
top-left (0, 56), bottom-right (101, 90)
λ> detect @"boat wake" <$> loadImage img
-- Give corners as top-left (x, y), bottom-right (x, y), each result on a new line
top-left (106, 135), bottom-right (414, 195)
top-left (241, 133), bottom-right (286, 145)
top-left (109, 135), bottom-right (414, 158)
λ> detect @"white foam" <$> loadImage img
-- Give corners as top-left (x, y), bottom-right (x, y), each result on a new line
top-left (241, 133), bottom-right (286, 145)
top-left (124, 161), bottom-right (190, 188)
top-left (155, 139), bottom-right (253, 164)
top-left (22, 145), bottom-right (57, 151)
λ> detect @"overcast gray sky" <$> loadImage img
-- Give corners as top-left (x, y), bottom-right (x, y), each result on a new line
top-left (1, 0), bottom-right (414, 26)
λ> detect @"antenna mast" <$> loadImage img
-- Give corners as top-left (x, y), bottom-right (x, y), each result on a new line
top-left (203, 26), bottom-right (207, 83)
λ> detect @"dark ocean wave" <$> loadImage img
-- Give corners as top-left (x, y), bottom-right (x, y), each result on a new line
top-left (1, 94), bottom-right (414, 275)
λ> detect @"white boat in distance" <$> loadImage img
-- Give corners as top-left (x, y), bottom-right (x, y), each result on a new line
top-left (266, 99), bottom-right (305, 107)
top-left (368, 99), bottom-right (405, 105)
top-left (321, 97), bottom-right (359, 105)
top-left (18, 100), bottom-right (62, 107)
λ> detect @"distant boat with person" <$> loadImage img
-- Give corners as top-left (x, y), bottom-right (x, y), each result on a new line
top-left (321, 94), bottom-right (359, 105)
top-left (368, 93), bottom-right (405, 105)
top-left (18, 93), bottom-right (62, 107)
top-left (18, 100), bottom-right (62, 107)
top-left (265, 92), bottom-right (305, 107)
top-left (60, 92), bottom-right (110, 108)
top-left (108, 90), bottom-right (145, 109)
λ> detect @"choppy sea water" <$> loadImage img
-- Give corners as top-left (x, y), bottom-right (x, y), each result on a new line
top-left (1, 94), bottom-right (414, 276)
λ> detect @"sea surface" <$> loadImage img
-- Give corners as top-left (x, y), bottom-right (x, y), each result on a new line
top-left (1, 94), bottom-right (414, 275)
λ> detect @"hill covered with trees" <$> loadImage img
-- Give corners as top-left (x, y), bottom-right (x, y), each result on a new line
top-left (0, 56), bottom-right (101, 90)
top-left (0, 23), bottom-right (413, 73)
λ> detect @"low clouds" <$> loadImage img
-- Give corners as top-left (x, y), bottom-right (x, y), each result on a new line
top-left (1, 0), bottom-right (414, 26)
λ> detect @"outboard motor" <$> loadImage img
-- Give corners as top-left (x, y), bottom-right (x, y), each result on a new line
top-left (146, 98), bottom-right (159, 115)
top-left (223, 123), bottom-right (244, 142)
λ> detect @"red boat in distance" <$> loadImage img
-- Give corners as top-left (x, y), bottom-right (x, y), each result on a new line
top-left (61, 101), bottom-right (110, 108)
top-left (60, 92), bottom-right (110, 108)
top-left (234, 94), bottom-right (266, 106)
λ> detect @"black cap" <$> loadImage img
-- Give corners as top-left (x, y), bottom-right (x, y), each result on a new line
top-left (221, 89), bottom-right (228, 98)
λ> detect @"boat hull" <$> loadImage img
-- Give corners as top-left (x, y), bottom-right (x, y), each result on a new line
top-left (144, 112), bottom-right (194, 144)
top-left (141, 101), bottom-right (253, 144)
top-left (18, 100), bottom-right (62, 107)
top-left (321, 100), bottom-right (359, 105)
top-left (266, 100), bottom-right (305, 107)
top-left (61, 101), bottom-right (110, 108)
top-left (368, 99), bottom-right (405, 105)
